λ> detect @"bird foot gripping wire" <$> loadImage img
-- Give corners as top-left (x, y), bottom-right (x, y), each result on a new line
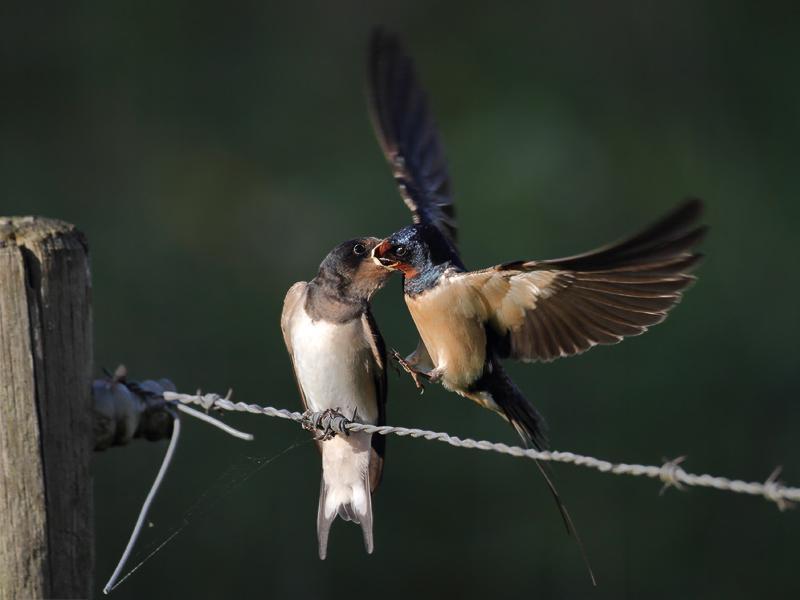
top-left (301, 408), bottom-right (351, 440)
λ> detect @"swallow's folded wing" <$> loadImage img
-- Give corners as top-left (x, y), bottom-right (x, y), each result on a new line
top-left (361, 310), bottom-right (387, 492)
top-left (454, 199), bottom-right (707, 363)
top-left (280, 281), bottom-right (313, 412)
top-left (367, 29), bottom-right (458, 251)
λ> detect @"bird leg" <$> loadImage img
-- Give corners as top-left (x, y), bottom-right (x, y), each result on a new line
top-left (426, 368), bottom-right (443, 384)
top-left (390, 349), bottom-right (431, 393)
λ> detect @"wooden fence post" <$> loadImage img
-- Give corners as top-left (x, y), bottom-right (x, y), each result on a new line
top-left (0, 217), bottom-right (93, 599)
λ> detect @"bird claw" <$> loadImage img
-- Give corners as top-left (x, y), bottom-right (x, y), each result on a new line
top-left (390, 349), bottom-right (428, 394)
top-left (301, 408), bottom-right (346, 441)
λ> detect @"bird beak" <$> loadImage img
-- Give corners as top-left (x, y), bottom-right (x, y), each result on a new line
top-left (372, 240), bottom-right (400, 269)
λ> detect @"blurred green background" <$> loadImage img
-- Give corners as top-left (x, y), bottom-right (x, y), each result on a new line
top-left (3, 1), bottom-right (800, 598)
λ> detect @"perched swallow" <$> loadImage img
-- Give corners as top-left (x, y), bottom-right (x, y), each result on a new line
top-left (367, 30), bottom-right (705, 576)
top-left (281, 237), bottom-right (390, 559)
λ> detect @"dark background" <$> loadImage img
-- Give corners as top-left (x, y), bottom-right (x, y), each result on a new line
top-left (3, 2), bottom-right (799, 598)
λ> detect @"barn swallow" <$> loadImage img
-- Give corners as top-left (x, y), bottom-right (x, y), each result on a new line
top-left (367, 29), bottom-right (705, 447)
top-left (281, 237), bottom-right (390, 559)
top-left (374, 203), bottom-right (705, 444)
top-left (366, 29), bottom-right (705, 574)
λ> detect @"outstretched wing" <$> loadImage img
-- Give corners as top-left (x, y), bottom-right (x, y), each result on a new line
top-left (367, 28), bottom-right (458, 250)
top-left (455, 199), bottom-right (706, 362)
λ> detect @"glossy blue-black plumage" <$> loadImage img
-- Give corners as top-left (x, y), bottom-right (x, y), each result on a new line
top-left (381, 223), bottom-right (464, 296)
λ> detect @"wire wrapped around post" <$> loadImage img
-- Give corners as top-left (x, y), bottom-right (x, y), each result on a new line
top-left (93, 367), bottom-right (175, 450)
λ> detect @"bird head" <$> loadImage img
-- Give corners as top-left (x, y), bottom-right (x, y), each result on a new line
top-left (371, 225), bottom-right (432, 278)
top-left (317, 237), bottom-right (392, 300)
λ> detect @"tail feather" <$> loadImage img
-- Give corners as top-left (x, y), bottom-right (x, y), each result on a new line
top-left (485, 363), bottom-right (549, 451)
top-left (484, 364), bottom-right (597, 586)
top-left (316, 439), bottom-right (375, 560)
top-left (317, 478), bottom-right (335, 560)
top-left (358, 493), bottom-right (375, 554)
top-left (337, 502), bottom-right (358, 523)
top-left (336, 493), bottom-right (376, 551)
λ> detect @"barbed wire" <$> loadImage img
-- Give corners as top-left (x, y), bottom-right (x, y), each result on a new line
top-left (102, 379), bottom-right (796, 595)
top-left (162, 389), bottom-right (799, 510)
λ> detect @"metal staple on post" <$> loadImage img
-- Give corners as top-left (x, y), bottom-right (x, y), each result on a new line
top-left (162, 390), bottom-right (800, 509)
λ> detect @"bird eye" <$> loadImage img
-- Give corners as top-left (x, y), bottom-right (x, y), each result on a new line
top-left (395, 246), bottom-right (406, 256)
top-left (353, 243), bottom-right (366, 255)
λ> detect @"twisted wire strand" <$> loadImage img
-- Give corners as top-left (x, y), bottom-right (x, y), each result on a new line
top-left (103, 409), bottom-right (182, 594)
top-left (163, 390), bottom-right (799, 510)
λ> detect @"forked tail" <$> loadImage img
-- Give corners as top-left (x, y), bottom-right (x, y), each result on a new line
top-left (487, 363), bottom-right (597, 586)
top-left (316, 436), bottom-right (374, 560)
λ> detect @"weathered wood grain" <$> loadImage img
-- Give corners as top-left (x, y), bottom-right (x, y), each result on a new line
top-left (0, 216), bottom-right (93, 599)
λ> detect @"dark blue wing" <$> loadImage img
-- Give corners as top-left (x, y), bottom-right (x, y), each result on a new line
top-left (367, 29), bottom-right (458, 250)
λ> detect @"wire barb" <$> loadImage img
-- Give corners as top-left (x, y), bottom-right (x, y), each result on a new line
top-left (163, 389), bottom-right (800, 509)
top-left (763, 467), bottom-right (792, 511)
top-left (658, 456), bottom-right (687, 495)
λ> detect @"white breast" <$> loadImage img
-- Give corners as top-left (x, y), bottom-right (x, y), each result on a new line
top-left (289, 308), bottom-right (379, 425)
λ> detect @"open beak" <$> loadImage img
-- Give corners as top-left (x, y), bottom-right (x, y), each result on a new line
top-left (372, 240), bottom-right (400, 269)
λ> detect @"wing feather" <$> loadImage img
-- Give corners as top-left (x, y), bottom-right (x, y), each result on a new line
top-left (361, 310), bottom-right (388, 492)
top-left (280, 282), bottom-right (326, 454)
top-left (280, 282), bottom-right (310, 409)
top-left (453, 200), bottom-right (706, 363)
top-left (367, 29), bottom-right (458, 248)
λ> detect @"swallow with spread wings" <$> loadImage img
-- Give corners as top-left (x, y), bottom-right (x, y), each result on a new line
top-left (367, 30), bottom-right (705, 581)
